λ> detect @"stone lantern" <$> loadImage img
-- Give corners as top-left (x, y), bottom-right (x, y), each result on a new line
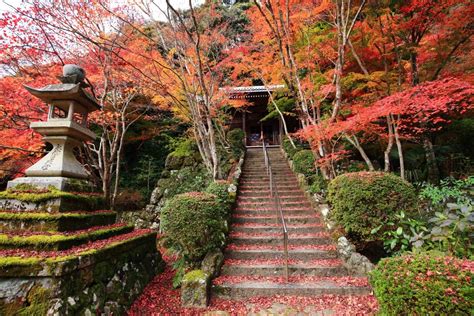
top-left (8, 65), bottom-right (100, 191)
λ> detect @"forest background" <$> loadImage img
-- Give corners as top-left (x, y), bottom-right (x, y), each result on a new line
top-left (0, 0), bottom-right (472, 209)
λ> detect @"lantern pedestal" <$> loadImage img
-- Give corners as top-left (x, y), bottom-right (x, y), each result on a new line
top-left (0, 65), bottom-right (163, 315)
top-left (7, 176), bottom-right (94, 192)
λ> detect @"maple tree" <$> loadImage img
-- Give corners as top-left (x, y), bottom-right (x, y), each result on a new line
top-left (1, 0), bottom-right (473, 187)
top-left (0, 1), bottom-right (159, 204)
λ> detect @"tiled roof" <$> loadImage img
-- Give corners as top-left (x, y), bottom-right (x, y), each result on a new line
top-left (220, 85), bottom-right (285, 94)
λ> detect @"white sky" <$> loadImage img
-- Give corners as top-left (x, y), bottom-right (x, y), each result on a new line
top-left (0, 0), bottom-right (206, 19)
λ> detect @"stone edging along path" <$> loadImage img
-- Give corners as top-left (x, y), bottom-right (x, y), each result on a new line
top-left (212, 147), bottom-right (373, 300)
top-left (282, 148), bottom-right (375, 277)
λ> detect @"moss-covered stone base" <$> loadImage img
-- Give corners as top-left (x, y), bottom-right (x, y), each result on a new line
top-left (0, 190), bottom-right (105, 213)
top-left (0, 233), bottom-right (164, 315)
top-left (0, 211), bottom-right (117, 232)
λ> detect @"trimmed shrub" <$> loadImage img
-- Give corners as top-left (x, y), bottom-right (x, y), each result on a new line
top-left (205, 181), bottom-right (231, 214)
top-left (327, 172), bottom-right (418, 242)
top-left (370, 251), bottom-right (474, 315)
top-left (227, 128), bottom-right (245, 158)
top-left (293, 150), bottom-right (316, 177)
top-left (308, 174), bottom-right (328, 194)
top-left (280, 137), bottom-right (300, 158)
top-left (161, 192), bottom-right (226, 262)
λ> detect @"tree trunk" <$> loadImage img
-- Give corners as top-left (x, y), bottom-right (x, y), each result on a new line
top-left (111, 122), bottom-right (126, 208)
top-left (345, 135), bottom-right (375, 171)
top-left (384, 116), bottom-right (394, 172)
top-left (393, 115), bottom-right (405, 180)
top-left (410, 52), bottom-right (439, 183)
top-left (332, 39), bottom-right (344, 122)
top-left (423, 135), bottom-right (440, 184)
top-left (410, 52), bottom-right (420, 86)
top-left (101, 137), bottom-right (111, 207)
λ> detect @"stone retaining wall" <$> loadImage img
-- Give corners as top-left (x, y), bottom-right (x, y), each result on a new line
top-left (0, 233), bottom-right (164, 315)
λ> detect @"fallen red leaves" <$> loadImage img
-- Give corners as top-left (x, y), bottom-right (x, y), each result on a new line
top-left (224, 258), bottom-right (343, 266)
top-left (0, 209), bottom-right (112, 214)
top-left (238, 189), bottom-right (300, 193)
top-left (234, 207), bottom-right (314, 211)
top-left (128, 265), bottom-right (377, 315)
top-left (213, 275), bottom-right (369, 287)
top-left (0, 229), bottom-right (153, 259)
top-left (237, 201), bottom-right (311, 206)
top-left (128, 266), bottom-right (248, 316)
top-left (225, 244), bottom-right (337, 251)
top-left (229, 232), bottom-right (330, 238)
top-left (231, 222), bottom-right (324, 228)
top-left (2, 222), bottom-right (127, 237)
top-left (232, 214), bottom-right (316, 219)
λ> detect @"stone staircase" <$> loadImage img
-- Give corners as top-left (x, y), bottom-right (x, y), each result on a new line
top-left (213, 147), bottom-right (371, 299)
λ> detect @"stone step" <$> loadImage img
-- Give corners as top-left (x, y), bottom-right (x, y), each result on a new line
top-left (240, 179), bottom-right (297, 183)
top-left (234, 205), bottom-right (317, 216)
top-left (239, 184), bottom-right (300, 190)
top-left (231, 224), bottom-right (325, 234)
top-left (213, 280), bottom-right (372, 299)
top-left (236, 201), bottom-right (312, 208)
top-left (232, 214), bottom-right (320, 224)
top-left (237, 196), bottom-right (307, 203)
top-left (243, 163), bottom-right (289, 166)
top-left (229, 235), bottom-right (332, 246)
top-left (221, 262), bottom-right (347, 277)
top-left (233, 213), bottom-right (316, 221)
top-left (234, 206), bottom-right (314, 211)
top-left (242, 169), bottom-right (292, 173)
top-left (240, 179), bottom-right (298, 184)
top-left (238, 190), bottom-right (303, 197)
top-left (0, 223), bottom-right (133, 251)
top-left (243, 164), bottom-right (289, 168)
top-left (225, 248), bottom-right (338, 260)
top-left (0, 210), bottom-right (117, 232)
top-left (240, 174), bottom-right (296, 179)
top-left (242, 171), bottom-right (291, 175)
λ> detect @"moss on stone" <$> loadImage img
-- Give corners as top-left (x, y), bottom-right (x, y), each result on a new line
top-left (0, 211), bottom-right (117, 233)
top-left (0, 285), bottom-right (51, 316)
top-left (0, 256), bottom-right (43, 267)
top-left (183, 269), bottom-right (208, 283)
top-left (0, 225), bottom-right (133, 250)
top-left (0, 187), bottom-right (105, 209)
top-left (0, 232), bottom-right (158, 277)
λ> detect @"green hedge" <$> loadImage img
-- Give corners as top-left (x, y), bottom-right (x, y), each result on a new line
top-left (307, 174), bottom-right (328, 194)
top-left (227, 128), bottom-right (245, 159)
top-left (327, 172), bottom-right (418, 242)
top-left (282, 137), bottom-right (304, 159)
top-left (370, 251), bottom-right (474, 315)
top-left (161, 192), bottom-right (226, 262)
top-left (205, 181), bottom-right (231, 215)
top-left (293, 150), bottom-right (316, 177)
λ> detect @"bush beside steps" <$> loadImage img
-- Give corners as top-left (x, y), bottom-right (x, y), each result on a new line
top-left (370, 251), bottom-right (473, 315)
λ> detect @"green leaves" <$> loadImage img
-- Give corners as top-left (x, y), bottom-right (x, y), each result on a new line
top-left (161, 192), bottom-right (227, 263)
top-left (371, 211), bottom-right (428, 255)
top-left (370, 251), bottom-right (474, 315)
top-left (327, 171), bottom-right (418, 243)
top-left (424, 202), bottom-right (473, 258)
top-left (419, 176), bottom-right (473, 205)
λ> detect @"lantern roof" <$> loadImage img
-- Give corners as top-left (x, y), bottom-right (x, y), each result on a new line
top-left (24, 83), bottom-right (100, 112)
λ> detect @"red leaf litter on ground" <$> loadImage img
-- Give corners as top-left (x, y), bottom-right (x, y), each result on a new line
top-left (127, 266), bottom-right (248, 316)
top-left (213, 275), bottom-right (370, 287)
top-left (128, 255), bottom-right (378, 315)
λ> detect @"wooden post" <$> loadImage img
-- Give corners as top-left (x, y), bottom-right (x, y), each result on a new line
top-left (278, 118), bottom-right (283, 145)
top-left (242, 110), bottom-right (247, 146)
